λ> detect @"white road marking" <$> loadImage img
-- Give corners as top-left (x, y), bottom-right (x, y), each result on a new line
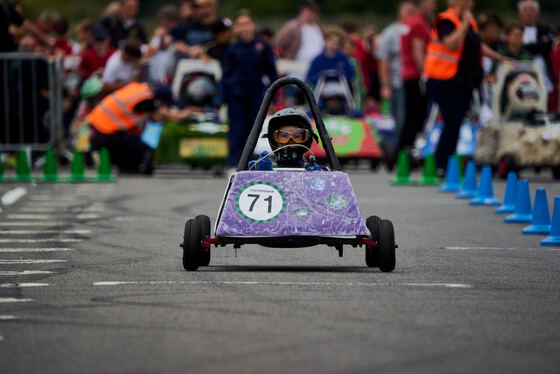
top-left (18, 206), bottom-right (105, 213)
top-left (0, 238), bottom-right (82, 243)
top-left (0, 259), bottom-right (66, 265)
top-left (76, 213), bottom-right (100, 219)
top-left (29, 196), bottom-right (75, 201)
top-left (0, 270), bottom-right (55, 275)
top-left (1, 187), bottom-right (27, 206)
top-left (0, 248), bottom-right (74, 253)
top-left (0, 298), bottom-right (33, 303)
top-left (7, 213), bottom-right (100, 220)
top-left (0, 335), bottom-right (3, 341)
top-left (445, 247), bottom-right (538, 251)
top-left (0, 222), bottom-right (68, 227)
top-left (0, 283), bottom-right (49, 288)
top-left (0, 229), bottom-right (90, 235)
top-left (93, 281), bottom-right (473, 289)
top-left (0, 315), bottom-right (17, 320)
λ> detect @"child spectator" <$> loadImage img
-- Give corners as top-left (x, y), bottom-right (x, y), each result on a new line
top-left (75, 19), bottom-right (95, 55)
top-left (51, 19), bottom-right (75, 56)
top-left (306, 26), bottom-right (354, 88)
top-left (500, 23), bottom-right (533, 60)
top-left (79, 25), bottom-right (116, 80)
top-left (221, 9), bottom-right (277, 169)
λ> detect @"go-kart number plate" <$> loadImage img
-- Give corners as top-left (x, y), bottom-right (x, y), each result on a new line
top-left (179, 138), bottom-right (227, 158)
top-left (236, 182), bottom-right (286, 223)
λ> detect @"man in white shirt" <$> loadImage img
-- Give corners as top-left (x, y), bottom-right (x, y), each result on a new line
top-left (102, 38), bottom-right (143, 92)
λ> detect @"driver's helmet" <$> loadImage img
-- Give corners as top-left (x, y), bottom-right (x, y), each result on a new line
top-left (507, 73), bottom-right (542, 113)
top-left (80, 76), bottom-right (103, 99)
top-left (183, 75), bottom-right (216, 107)
top-left (267, 108), bottom-right (318, 162)
top-left (320, 81), bottom-right (346, 100)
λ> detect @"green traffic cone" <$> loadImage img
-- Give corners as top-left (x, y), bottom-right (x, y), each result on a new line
top-left (16, 149), bottom-right (32, 181)
top-left (391, 150), bottom-right (415, 185)
top-left (42, 149), bottom-right (59, 182)
top-left (70, 150), bottom-right (85, 181)
top-left (97, 148), bottom-right (115, 181)
top-left (418, 154), bottom-right (440, 185)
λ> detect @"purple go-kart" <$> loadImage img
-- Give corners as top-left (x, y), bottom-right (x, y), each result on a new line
top-left (180, 77), bottom-right (397, 272)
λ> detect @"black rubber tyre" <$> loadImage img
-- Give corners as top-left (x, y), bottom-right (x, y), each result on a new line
top-left (378, 219), bottom-right (396, 272)
top-left (497, 155), bottom-right (516, 179)
top-left (552, 166), bottom-right (560, 180)
top-left (182, 219), bottom-right (201, 271)
top-left (365, 215), bottom-right (382, 267)
top-left (196, 215), bottom-right (211, 266)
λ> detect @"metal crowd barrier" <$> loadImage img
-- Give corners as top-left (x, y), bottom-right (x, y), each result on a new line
top-left (0, 52), bottom-right (63, 152)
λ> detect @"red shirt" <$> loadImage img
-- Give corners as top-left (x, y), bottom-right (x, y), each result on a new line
top-left (550, 46), bottom-right (560, 112)
top-left (51, 38), bottom-right (73, 56)
top-left (352, 35), bottom-right (376, 90)
top-left (401, 13), bottom-right (431, 80)
top-left (79, 46), bottom-right (116, 79)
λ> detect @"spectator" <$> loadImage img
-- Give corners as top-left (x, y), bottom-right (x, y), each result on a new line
top-left (171, 0), bottom-right (225, 59)
top-left (179, 0), bottom-right (195, 26)
top-left (376, 1), bottom-right (416, 146)
top-left (204, 18), bottom-right (233, 63)
top-left (518, 0), bottom-right (555, 106)
top-left (221, 9), bottom-right (277, 169)
top-left (478, 12), bottom-right (504, 77)
top-left (102, 37), bottom-right (143, 92)
top-left (275, 0), bottom-right (323, 65)
top-left (29, 8), bottom-right (59, 47)
top-left (103, 2), bottom-right (121, 18)
top-left (75, 19), bottom-right (95, 55)
top-left (342, 37), bottom-right (367, 110)
top-left (424, 0), bottom-right (507, 173)
top-left (393, 0), bottom-right (436, 167)
top-left (550, 27), bottom-right (560, 112)
top-left (79, 25), bottom-right (116, 80)
top-left (341, 22), bottom-right (376, 97)
top-left (500, 23), bottom-right (533, 60)
top-left (101, 0), bottom-right (147, 49)
top-left (51, 19), bottom-right (74, 56)
top-left (150, 5), bottom-right (181, 82)
top-left (0, 0), bottom-right (24, 52)
top-left (306, 26), bottom-right (354, 88)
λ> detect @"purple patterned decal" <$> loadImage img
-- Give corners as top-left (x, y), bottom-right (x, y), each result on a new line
top-left (216, 171), bottom-right (369, 237)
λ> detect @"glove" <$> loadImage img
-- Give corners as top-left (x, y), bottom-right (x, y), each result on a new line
top-left (248, 151), bottom-right (273, 171)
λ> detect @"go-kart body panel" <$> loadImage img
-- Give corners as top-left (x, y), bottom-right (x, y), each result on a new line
top-left (215, 170), bottom-right (369, 238)
top-left (310, 116), bottom-right (382, 159)
top-left (155, 119), bottom-right (228, 165)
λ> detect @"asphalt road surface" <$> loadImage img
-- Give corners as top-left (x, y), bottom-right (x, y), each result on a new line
top-left (1, 167), bottom-right (559, 373)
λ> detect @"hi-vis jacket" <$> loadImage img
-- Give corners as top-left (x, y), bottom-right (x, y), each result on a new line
top-left (424, 8), bottom-right (478, 80)
top-left (88, 82), bottom-right (153, 135)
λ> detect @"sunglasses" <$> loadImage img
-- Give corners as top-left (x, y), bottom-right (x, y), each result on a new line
top-left (273, 129), bottom-right (310, 144)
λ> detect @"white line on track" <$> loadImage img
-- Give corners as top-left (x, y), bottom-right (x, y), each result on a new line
top-left (29, 196), bottom-right (76, 201)
top-left (445, 247), bottom-right (539, 251)
top-left (0, 222), bottom-right (69, 227)
top-left (7, 214), bottom-right (100, 220)
top-left (0, 248), bottom-right (74, 253)
top-left (0, 259), bottom-right (67, 265)
top-left (0, 315), bottom-right (17, 320)
top-left (0, 283), bottom-right (49, 288)
top-left (0, 238), bottom-right (82, 243)
top-left (0, 335), bottom-right (3, 342)
top-left (18, 207), bottom-right (105, 213)
top-left (93, 281), bottom-right (473, 289)
top-left (0, 270), bottom-right (55, 275)
top-left (0, 229), bottom-right (90, 235)
top-left (1, 187), bottom-right (27, 207)
top-left (0, 298), bottom-right (33, 303)
top-left (76, 214), bottom-right (100, 219)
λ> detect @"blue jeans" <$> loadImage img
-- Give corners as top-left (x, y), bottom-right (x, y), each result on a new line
top-left (426, 79), bottom-right (473, 169)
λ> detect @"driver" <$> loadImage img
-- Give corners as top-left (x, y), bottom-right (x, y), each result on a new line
top-left (249, 108), bottom-right (322, 170)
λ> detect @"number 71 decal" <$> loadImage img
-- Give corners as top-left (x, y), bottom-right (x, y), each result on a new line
top-left (236, 181), bottom-right (286, 223)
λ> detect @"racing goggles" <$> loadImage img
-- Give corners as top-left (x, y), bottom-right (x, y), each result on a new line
top-left (273, 129), bottom-right (310, 144)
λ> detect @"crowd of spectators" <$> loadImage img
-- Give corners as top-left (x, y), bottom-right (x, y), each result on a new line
top-left (1, 0), bottom-right (560, 172)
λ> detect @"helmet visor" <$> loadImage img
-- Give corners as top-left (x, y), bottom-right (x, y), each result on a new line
top-left (274, 129), bottom-right (310, 144)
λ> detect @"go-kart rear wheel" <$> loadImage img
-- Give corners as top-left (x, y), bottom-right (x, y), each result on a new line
top-left (552, 166), bottom-right (560, 180)
top-left (196, 215), bottom-right (211, 266)
top-left (182, 219), bottom-right (201, 271)
top-left (365, 215), bottom-right (382, 267)
top-left (497, 155), bottom-right (516, 179)
top-left (378, 219), bottom-right (396, 272)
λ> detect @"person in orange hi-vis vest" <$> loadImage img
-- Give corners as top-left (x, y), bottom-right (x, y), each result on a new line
top-left (424, 0), bottom-right (509, 175)
top-left (88, 81), bottom-right (161, 174)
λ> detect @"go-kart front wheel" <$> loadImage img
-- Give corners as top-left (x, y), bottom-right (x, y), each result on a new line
top-left (182, 219), bottom-right (202, 271)
top-left (195, 215), bottom-right (211, 266)
top-left (365, 215), bottom-right (382, 267)
top-left (378, 219), bottom-right (396, 272)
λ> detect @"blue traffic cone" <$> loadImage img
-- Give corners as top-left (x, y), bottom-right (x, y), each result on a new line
top-left (438, 155), bottom-right (461, 192)
top-left (470, 166), bottom-right (500, 206)
top-left (505, 180), bottom-right (532, 223)
top-left (523, 188), bottom-right (551, 235)
top-left (542, 196), bottom-right (560, 246)
top-left (456, 161), bottom-right (477, 199)
top-left (496, 172), bottom-right (518, 214)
